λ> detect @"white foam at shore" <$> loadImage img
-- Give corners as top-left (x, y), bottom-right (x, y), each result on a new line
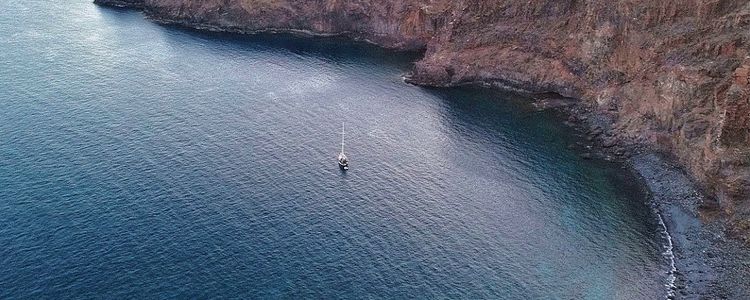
top-left (655, 209), bottom-right (677, 299)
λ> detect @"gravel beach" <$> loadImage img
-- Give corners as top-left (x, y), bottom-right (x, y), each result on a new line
top-left (630, 153), bottom-right (750, 299)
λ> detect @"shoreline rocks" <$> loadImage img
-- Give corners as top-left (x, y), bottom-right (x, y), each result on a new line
top-left (630, 153), bottom-right (750, 299)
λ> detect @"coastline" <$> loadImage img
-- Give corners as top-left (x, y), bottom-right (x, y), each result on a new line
top-left (145, 17), bottom-right (421, 52)
top-left (547, 97), bottom-right (750, 299)
top-left (93, 1), bottom-right (749, 298)
top-left (629, 153), bottom-right (750, 299)
top-left (92, 0), bottom-right (143, 9)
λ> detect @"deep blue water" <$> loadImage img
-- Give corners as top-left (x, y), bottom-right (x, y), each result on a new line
top-left (0, 1), bottom-right (669, 299)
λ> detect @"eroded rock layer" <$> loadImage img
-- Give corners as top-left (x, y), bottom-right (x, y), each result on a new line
top-left (95, 0), bottom-right (750, 237)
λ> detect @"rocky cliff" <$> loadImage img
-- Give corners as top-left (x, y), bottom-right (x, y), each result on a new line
top-left (95, 0), bottom-right (750, 238)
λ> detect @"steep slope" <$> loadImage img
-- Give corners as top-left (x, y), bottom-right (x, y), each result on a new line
top-left (94, 0), bottom-right (750, 238)
top-left (131, 0), bottom-right (451, 50)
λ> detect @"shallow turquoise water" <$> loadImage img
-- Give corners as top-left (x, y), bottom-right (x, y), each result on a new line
top-left (0, 1), bottom-right (668, 298)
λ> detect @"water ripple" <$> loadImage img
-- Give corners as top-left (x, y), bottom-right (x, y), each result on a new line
top-left (0, 1), bottom-right (667, 299)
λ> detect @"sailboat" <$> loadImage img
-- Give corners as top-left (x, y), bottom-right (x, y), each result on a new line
top-left (338, 123), bottom-right (349, 170)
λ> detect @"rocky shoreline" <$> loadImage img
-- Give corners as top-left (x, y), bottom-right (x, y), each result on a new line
top-left (94, 0), bottom-right (748, 298)
top-left (535, 96), bottom-right (749, 298)
top-left (630, 153), bottom-right (750, 299)
top-left (530, 95), bottom-right (750, 299)
top-left (145, 16), bottom-right (392, 50)
top-left (92, 0), bottom-right (143, 9)
top-left (535, 95), bottom-right (750, 298)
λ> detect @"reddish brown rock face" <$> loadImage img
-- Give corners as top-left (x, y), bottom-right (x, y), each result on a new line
top-left (96, 0), bottom-right (750, 229)
top-left (137, 0), bottom-right (451, 50)
top-left (722, 85), bottom-right (749, 148)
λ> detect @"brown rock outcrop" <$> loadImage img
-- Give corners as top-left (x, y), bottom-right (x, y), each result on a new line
top-left (95, 0), bottom-right (750, 235)
top-left (137, 0), bottom-right (453, 50)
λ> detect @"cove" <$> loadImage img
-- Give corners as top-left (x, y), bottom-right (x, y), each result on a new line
top-left (0, 1), bottom-right (670, 298)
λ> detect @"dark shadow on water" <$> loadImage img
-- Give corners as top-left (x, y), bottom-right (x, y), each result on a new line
top-left (421, 85), bottom-right (660, 241)
top-left (95, 4), bottom-right (422, 70)
top-left (167, 27), bottom-right (422, 69)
